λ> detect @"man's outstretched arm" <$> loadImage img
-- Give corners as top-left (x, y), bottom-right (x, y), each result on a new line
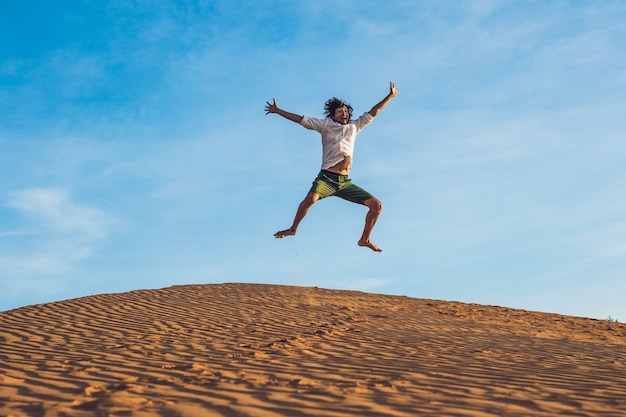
top-left (368, 82), bottom-right (399, 117)
top-left (265, 98), bottom-right (304, 123)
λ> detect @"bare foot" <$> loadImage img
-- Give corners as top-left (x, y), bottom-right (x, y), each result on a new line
top-left (358, 239), bottom-right (382, 252)
top-left (274, 228), bottom-right (296, 239)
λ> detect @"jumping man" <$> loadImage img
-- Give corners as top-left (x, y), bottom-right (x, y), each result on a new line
top-left (265, 82), bottom-right (399, 252)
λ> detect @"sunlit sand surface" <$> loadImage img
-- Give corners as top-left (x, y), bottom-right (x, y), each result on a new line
top-left (1, 283), bottom-right (625, 416)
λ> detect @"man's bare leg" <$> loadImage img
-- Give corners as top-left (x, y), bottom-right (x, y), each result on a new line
top-left (275, 193), bottom-right (320, 238)
top-left (358, 197), bottom-right (383, 252)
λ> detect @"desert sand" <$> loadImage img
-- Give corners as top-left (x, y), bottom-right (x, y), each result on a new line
top-left (1, 283), bottom-right (625, 416)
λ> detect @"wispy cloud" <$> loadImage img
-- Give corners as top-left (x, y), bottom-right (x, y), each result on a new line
top-left (1, 188), bottom-right (116, 275)
top-left (8, 188), bottom-right (112, 236)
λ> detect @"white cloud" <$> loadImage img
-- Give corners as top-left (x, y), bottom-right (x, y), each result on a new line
top-left (1, 188), bottom-right (116, 275)
top-left (8, 188), bottom-right (112, 237)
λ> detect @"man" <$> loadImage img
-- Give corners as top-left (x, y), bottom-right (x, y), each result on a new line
top-left (265, 82), bottom-right (399, 252)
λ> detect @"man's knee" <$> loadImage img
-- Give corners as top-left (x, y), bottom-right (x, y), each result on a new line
top-left (303, 192), bottom-right (320, 206)
top-left (365, 198), bottom-right (382, 213)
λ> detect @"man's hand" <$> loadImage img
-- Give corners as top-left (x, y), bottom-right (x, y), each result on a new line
top-left (265, 98), bottom-right (279, 115)
top-left (389, 81), bottom-right (399, 98)
top-left (264, 98), bottom-right (304, 123)
top-left (368, 82), bottom-right (399, 117)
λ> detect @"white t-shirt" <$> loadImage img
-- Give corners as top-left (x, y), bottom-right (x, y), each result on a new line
top-left (299, 112), bottom-right (374, 170)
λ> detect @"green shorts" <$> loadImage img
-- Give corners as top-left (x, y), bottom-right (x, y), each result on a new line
top-left (308, 170), bottom-right (375, 205)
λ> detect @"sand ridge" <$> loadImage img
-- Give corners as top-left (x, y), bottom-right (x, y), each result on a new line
top-left (1, 283), bottom-right (625, 416)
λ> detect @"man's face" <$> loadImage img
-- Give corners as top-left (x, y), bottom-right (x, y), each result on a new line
top-left (333, 106), bottom-right (349, 125)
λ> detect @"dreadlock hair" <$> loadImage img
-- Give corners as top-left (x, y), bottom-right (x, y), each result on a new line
top-left (324, 97), bottom-right (353, 121)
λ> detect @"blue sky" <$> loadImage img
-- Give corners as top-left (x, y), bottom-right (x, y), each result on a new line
top-left (2, 1), bottom-right (625, 320)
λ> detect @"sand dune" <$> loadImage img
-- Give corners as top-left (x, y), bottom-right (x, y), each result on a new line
top-left (1, 283), bottom-right (625, 416)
